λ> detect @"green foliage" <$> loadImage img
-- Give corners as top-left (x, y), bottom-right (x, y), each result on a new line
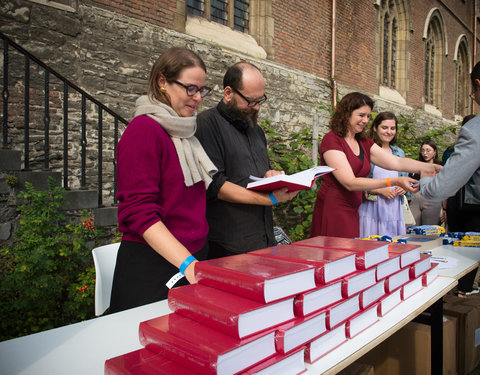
top-left (261, 120), bottom-right (319, 242)
top-left (0, 178), bottom-right (100, 340)
top-left (5, 175), bottom-right (18, 187)
top-left (394, 113), bottom-right (457, 159)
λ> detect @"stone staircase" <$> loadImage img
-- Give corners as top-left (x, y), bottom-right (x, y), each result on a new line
top-left (0, 148), bottom-right (118, 243)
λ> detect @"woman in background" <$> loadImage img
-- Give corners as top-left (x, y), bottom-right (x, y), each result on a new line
top-left (358, 112), bottom-right (408, 237)
top-left (409, 139), bottom-right (442, 226)
top-left (110, 48), bottom-right (217, 313)
top-left (310, 92), bottom-right (441, 238)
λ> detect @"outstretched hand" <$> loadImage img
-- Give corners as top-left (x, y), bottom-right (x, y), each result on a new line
top-left (395, 176), bottom-right (419, 193)
top-left (420, 163), bottom-right (442, 178)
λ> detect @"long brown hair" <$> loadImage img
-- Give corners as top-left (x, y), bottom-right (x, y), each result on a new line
top-left (330, 92), bottom-right (374, 139)
top-left (368, 111), bottom-right (398, 146)
top-left (418, 139), bottom-right (441, 164)
top-left (147, 47), bottom-right (207, 106)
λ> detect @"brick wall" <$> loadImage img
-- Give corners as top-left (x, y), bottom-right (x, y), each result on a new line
top-left (85, 0), bottom-right (177, 28)
top-left (272, 1), bottom-right (331, 79)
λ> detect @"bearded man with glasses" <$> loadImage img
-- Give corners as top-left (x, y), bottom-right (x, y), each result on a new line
top-left (195, 62), bottom-right (298, 259)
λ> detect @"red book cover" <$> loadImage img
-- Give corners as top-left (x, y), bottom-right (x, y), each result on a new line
top-left (274, 309), bottom-right (327, 354)
top-left (388, 242), bottom-right (421, 268)
top-left (409, 254), bottom-right (432, 279)
top-left (294, 280), bottom-right (343, 317)
top-left (401, 276), bottom-right (424, 300)
top-left (376, 255), bottom-right (400, 281)
top-left (250, 244), bottom-right (357, 284)
top-left (345, 304), bottom-right (379, 339)
top-left (422, 263), bottom-right (439, 286)
top-left (326, 293), bottom-right (360, 330)
top-left (195, 254), bottom-right (316, 303)
top-left (293, 236), bottom-right (389, 269)
top-left (105, 348), bottom-right (196, 375)
top-left (305, 323), bottom-right (347, 364)
top-left (359, 280), bottom-right (386, 310)
top-left (377, 288), bottom-right (402, 317)
top-left (240, 347), bottom-right (307, 375)
top-left (384, 267), bottom-right (411, 293)
top-left (168, 284), bottom-right (295, 339)
top-left (341, 268), bottom-right (377, 298)
top-left (246, 166), bottom-right (334, 192)
top-left (139, 313), bottom-right (276, 375)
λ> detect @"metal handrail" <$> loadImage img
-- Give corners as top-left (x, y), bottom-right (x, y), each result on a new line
top-left (0, 31), bottom-right (128, 206)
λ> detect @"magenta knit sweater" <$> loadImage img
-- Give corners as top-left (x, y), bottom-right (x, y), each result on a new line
top-left (116, 115), bottom-right (208, 254)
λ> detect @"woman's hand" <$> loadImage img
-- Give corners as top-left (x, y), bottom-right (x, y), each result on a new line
top-left (377, 187), bottom-right (398, 200)
top-left (184, 260), bottom-right (198, 284)
top-left (394, 176), bottom-right (419, 193)
top-left (394, 186), bottom-right (406, 196)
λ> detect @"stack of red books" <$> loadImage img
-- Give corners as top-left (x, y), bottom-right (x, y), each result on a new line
top-left (105, 236), bottom-right (434, 374)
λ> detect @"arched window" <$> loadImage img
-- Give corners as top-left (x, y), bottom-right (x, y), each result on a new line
top-left (454, 37), bottom-right (470, 116)
top-left (381, 0), bottom-right (397, 88)
top-left (423, 10), bottom-right (446, 109)
top-left (377, 0), bottom-right (409, 102)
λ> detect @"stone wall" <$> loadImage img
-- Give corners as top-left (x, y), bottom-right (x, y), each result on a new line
top-left (0, 1), bottom-right (458, 195)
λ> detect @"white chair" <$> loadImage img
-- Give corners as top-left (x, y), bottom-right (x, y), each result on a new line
top-left (92, 243), bottom-right (120, 316)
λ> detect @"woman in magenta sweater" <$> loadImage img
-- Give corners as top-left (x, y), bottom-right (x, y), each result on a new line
top-left (110, 48), bottom-right (217, 313)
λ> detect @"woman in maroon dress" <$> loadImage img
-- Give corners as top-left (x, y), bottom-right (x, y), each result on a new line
top-left (311, 92), bottom-right (441, 238)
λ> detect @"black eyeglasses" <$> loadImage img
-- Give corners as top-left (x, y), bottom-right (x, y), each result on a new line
top-left (172, 80), bottom-right (212, 98)
top-left (232, 87), bottom-right (267, 107)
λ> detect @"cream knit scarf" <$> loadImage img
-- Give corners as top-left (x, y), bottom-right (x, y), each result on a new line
top-left (135, 95), bottom-right (217, 188)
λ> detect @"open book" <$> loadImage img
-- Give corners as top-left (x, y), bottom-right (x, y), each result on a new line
top-left (246, 166), bottom-right (334, 192)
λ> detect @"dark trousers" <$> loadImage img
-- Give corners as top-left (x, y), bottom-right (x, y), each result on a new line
top-left (447, 197), bottom-right (480, 293)
top-left (207, 241), bottom-right (242, 260)
top-left (109, 240), bottom-right (208, 314)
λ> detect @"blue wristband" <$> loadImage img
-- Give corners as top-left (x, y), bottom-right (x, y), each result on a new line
top-left (269, 192), bottom-right (278, 205)
top-left (179, 255), bottom-right (196, 275)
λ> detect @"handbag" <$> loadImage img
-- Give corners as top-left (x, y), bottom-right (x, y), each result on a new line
top-left (402, 196), bottom-right (416, 225)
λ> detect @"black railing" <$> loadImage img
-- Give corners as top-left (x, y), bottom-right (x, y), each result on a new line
top-left (0, 31), bottom-right (128, 206)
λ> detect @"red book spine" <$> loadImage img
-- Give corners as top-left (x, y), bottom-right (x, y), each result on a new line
top-left (422, 263), bottom-right (439, 286)
top-left (341, 269), bottom-right (376, 298)
top-left (168, 286), bottom-right (239, 338)
top-left (305, 323), bottom-right (347, 364)
top-left (274, 310), bottom-right (326, 354)
top-left (105, 348), bottom-right (197, 375)
top-left (195, 262), bottom-right (266, 303)
top-left (409, 254), bottom-right (431, 279)
top-left (345, 304), bottom-right (379, 339)
top-left (139, 318), bottom-right (218, 375)
top-left (384, 268), bottom-right (410, 293)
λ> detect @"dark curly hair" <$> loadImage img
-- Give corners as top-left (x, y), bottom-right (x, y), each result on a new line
top-left (330, 92), bottom-right (374, 139)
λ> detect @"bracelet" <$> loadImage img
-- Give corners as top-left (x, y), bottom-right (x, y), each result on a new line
top-left (386, 178), bottom-right (392, 187)
top-left (179, 255), bottom-right (197, 275)
top-left (269, 192), bottom-right (278, 205)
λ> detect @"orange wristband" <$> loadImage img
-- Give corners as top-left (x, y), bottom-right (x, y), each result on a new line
top-left (386, 178), bottom-right (392, 187)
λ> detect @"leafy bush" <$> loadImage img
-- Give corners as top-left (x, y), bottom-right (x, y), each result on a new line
top-left (0, 178), bottom-right (101, 340)
top-left (261, 120), bottom-right (319, 242)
